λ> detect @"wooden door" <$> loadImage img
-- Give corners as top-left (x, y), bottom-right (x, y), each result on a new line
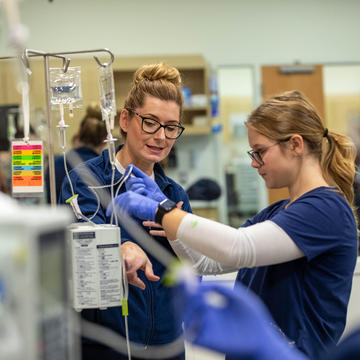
top-left (261, 64), bottom-right (325, 204)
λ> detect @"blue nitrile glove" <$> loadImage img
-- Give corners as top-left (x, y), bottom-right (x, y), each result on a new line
top-left (177, 281), bottom-right (307, 360)
top-left (125, 164), bottom-right (166, 202)
top-left (106, 191), bottom-right (159, 222)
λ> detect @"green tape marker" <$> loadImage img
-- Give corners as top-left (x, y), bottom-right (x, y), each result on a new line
top-left (122, 299), bottom-right (128, 316)
top-left (191, 220), bottom-right (198, 227)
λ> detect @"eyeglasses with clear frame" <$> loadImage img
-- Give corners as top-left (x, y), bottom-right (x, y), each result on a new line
top-left (247, 138), bottom-right (291, 166)
top-left (126, 108), bottom-right (185, 139)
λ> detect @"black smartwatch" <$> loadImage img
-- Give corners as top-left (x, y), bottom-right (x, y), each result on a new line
top-left (155, 199), bottom-right (177, 225)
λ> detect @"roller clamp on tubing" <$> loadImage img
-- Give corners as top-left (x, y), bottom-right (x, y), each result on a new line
top-left (65, 194), bottom-right (78, 203)
top-left (66, 194), bottom-right (84, 220)
top-left (155, 199), bottom-right (177, 225)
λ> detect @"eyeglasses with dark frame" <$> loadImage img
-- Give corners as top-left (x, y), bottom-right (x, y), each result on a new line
top-left (126, 108), bottom-right (185, 139)
top-left (247, 137), bottom-right (291, 166)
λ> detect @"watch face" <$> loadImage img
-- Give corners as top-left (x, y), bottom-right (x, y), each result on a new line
top-left (162, 199), bottom-right (176, 211)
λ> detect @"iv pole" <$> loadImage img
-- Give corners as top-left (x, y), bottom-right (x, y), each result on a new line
top-left (0, 48), bottom-right (115, 206)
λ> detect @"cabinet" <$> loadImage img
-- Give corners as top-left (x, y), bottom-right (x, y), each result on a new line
top-left (112, 54), bottom-right (211, 135)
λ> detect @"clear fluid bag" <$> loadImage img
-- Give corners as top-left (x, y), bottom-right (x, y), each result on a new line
top-left (50, 66), bottom-right (82, 108)
top-left (98, 64), bottom-right (116, 128)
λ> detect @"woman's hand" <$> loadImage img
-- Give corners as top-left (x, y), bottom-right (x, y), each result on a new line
top-left (125, 164), bottom-right (166, 202)
top-left (121, 241), bottom-right (160, 289)
top-left (107, 191), bottom-right (159, 221)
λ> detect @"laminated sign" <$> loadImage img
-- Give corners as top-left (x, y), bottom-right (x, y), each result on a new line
top-left (12, 140), bottom-right (44, 195)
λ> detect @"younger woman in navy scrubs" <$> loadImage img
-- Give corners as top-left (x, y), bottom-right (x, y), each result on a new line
top-left (112, 90), bottom-right (359, 360)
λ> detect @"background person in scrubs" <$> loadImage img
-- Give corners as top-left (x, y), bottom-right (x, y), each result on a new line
top-left (109, 90), bottom-right (358, 359)
top-left (45, 105), bottom-right (107, 203)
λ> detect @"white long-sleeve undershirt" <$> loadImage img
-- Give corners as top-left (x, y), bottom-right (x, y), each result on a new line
top-left (170, 214), bottom-right (304, 275)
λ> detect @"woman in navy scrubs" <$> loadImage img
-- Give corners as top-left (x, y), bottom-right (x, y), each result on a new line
top-left (111, 90), bottom-right (358, 359)
top-left (61, 63), bottom-right (190, 360)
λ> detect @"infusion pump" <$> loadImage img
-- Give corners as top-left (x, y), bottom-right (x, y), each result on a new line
top-left (67, 223), bottom-right (124, 311)
top-left (0, 196), bottom-right (80, 360)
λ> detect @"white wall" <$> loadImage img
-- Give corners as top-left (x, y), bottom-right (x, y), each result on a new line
top-left (324, 65), bottom-right (360, 94)
top-left (2, 0), bottom-right (360, 67)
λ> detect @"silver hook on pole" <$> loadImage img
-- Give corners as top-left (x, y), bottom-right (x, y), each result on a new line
top-left (22, 48), bottom-right (32, 75)
top-left (93, 48), bottom-right (115, 68)
top-left (24, 49), bottom-right (70, 73)
top-left (63, 57), bottom-right (71, 73)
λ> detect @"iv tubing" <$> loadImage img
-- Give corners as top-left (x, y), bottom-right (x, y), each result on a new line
top-left (57, 102), bottom-right (93, 223)
top-left (110, 165), bottom-right (117, 226)
top-left (121, 253), bottom-right (131, 360)
top-left (63, 151), bottom-right (75, 196)
top-left (85, 164), bottom-right (132, 222)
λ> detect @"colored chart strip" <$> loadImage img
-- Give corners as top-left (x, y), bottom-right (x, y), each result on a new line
top-left (12, 145), bottom-right (42, 150)
top-left (12, 161), bottom-right (42, 166)
top-left (13, 170), bottom-right (42, 175)
top-left (12, 141), bottom-right (44, 191)
top-left (12, 150), bottom-right (42, 155)
top-left (13, 175), bottom-right (42, 187)
top-left (13, 166), bottom-right (42, 171)
top-left (13, 155), bottom-right (41, 160)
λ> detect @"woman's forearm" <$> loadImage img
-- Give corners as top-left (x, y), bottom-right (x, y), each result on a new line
top-left (166, 213), bottom-right (303, 268)
top-left (162, 208), bottom-right (188, 240)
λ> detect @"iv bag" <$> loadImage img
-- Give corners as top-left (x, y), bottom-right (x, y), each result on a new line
top-left (98, 64), bottom-right (116, 129)
top-left (50, 66), bottom-right (82, 108)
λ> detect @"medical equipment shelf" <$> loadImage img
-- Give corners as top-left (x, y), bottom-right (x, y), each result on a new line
top-left (0, 48), bottom-right (115, 206)
top-left (183, 124), bottom-right (212, 135)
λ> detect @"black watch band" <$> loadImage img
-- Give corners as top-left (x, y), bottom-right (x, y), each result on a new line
top-left (155, 199), bottom-right (177, 225)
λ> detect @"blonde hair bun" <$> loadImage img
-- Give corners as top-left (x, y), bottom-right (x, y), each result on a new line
top-left (134, 62), bottom-right (182, 87)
